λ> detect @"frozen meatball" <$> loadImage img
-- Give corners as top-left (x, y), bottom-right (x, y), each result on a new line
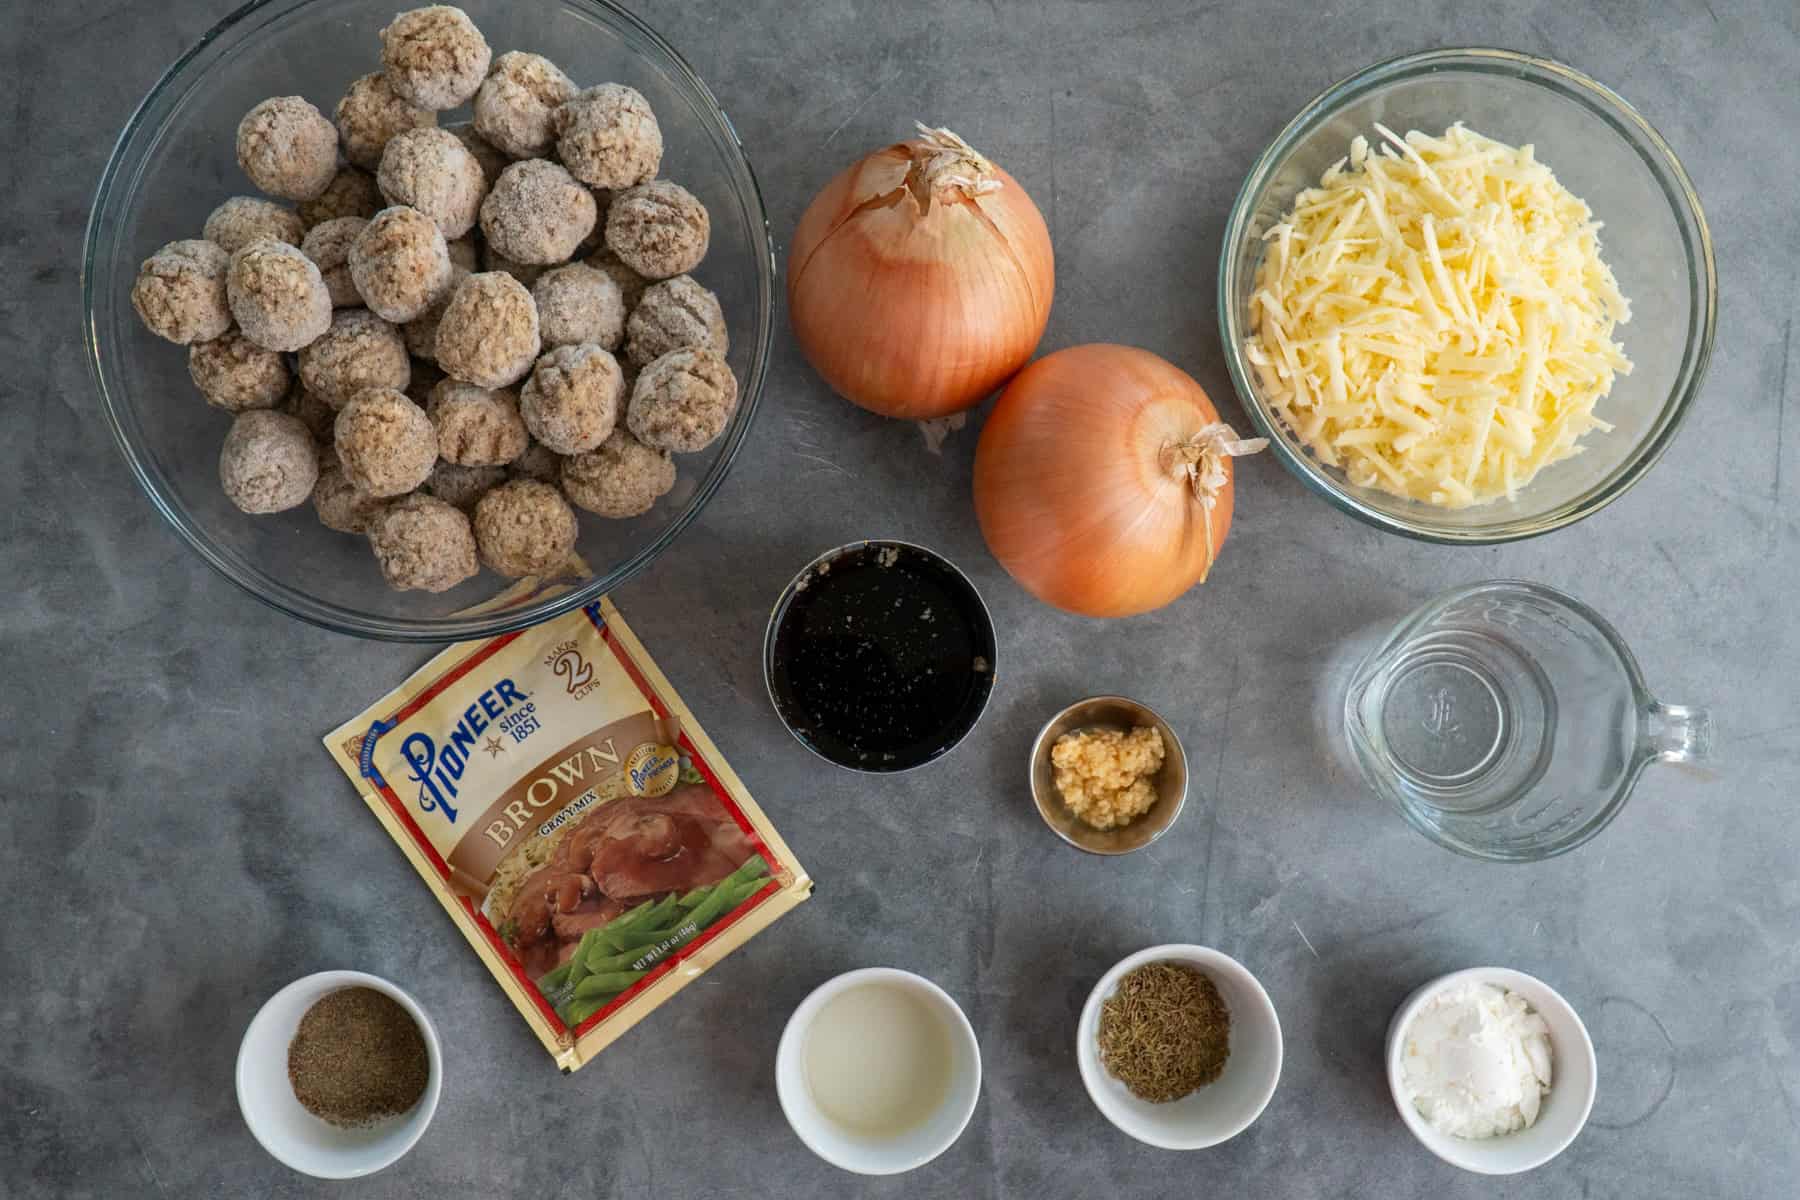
top-left (628, 346), bottom-right (737, 453)
top-left (473, 51), bottom-right (577, 159)
top-left (519, 343), bottom-right (622, 455)
top-left (480, 159), bottom-right (596, 266)
top-left (301, 216), bottom-right (369, 306)
top-left (333, 387), bottom-right (438, 496)
top-left (284, 384), bottom-right (338, 441)
top-left (553, 84), bottom-right (661, 191)
top-left (401, 290), bottom-right (456, 362)
top-left (428, 378), bottom-right (528, 465)
top-left (203, 196), bottom-right (304, 253)
top-left (435, 271), bottom-right (540, 388)
top-left (132, 239), bottom-right (232, 345)
top-left (529, 262), bottom-right (625, 351)
top-left (483, 243), bottom-right (546, 288)
top-left (402, 237), bottom-right (477, 360)
top-left (606, 181), bottom-right (709, 280)
top-left (298, 308), bottom-right (410, 408)
top-left (227, 239), bottom-right (331, 352)
top-left (379, 6), bottom-right (491, 111)
top-left (189, 330), bottom-right (291, 412)
top-left (236, 96), bottom-right (338, 201)
top-left (336, 73), bottom-right (436, 171)
top-left (587, 249), bottom-right (649, 313)
top-left (625, 275), bottom-right (726, 368)
top-left (369, 493), bottom-right (478, 592)
top-left (473, 479), bottom-right (577, 577)
top-left (509, 439), bottom-right (563, 484)
top-left (220, 409), bottom-right (318, 513)
top-left (377, 126), bottom-right (486, 239)
top-left (561, 429), bottom-right (674, 518)
top-left (350, 205), bottom-right (452, 323)
top-left (426, 459), bottom-right (506, 511)
top-left (312, 463), bottom-right (388, 533)
top-left (299, 166), bottom-right (383, 227)
top-left (445, 122), bottom-right (507, 186)
top-left (447, 235), bottom-right (480, 275)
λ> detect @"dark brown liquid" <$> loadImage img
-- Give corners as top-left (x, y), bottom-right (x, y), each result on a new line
top-left (768, 544), bottom-right (995, 771)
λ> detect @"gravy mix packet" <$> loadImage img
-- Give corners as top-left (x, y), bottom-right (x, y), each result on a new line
top-left (325, 597), bottom-right (811, 1071)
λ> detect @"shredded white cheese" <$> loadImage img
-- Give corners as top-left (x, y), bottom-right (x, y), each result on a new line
top-left (1246, 124), bottom-right (1632, 507)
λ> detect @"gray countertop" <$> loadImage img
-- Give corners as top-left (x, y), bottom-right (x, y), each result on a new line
top-left (5, 1), bottom-right (1797, 1196)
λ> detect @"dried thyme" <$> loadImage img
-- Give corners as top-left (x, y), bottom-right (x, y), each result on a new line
top-left (1096, 962), bottom-right (1230, 1102)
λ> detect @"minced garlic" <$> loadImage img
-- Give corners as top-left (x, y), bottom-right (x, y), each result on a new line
top-left (1051, 725), bottom-right (1166, 830)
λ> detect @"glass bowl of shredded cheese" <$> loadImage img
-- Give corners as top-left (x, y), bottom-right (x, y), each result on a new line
top-left (1219, 48), bottom-right (1714, 542)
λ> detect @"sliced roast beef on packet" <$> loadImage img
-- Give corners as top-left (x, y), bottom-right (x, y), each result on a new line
top-left (325, 596), bottom-right (811, 1071)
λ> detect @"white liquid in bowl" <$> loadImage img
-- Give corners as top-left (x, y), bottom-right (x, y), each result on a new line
top-left (803, 984), bottom-right (952, 1137)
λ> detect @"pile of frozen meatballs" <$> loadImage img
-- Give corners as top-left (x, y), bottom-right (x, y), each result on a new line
top-left (129, 5), bottom-right (737, 593)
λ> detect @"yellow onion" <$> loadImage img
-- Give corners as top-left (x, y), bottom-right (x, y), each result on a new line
top-left (973, 344), bottom-right (1267, 617)
top-left (787, 124), bottom-right (1054, 420)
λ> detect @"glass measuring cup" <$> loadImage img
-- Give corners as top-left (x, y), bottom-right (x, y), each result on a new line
top-left (1344, 580), bottom-right (1712, 861)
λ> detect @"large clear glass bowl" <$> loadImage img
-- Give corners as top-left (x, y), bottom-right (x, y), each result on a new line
top-left (84, 0), bottom-right (773, 641)
top-left (1217, 49), bottom-right (1715, 543)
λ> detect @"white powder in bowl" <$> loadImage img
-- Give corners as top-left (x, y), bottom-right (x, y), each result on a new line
top-left (1399, 981), bottom-right (1553, 1139)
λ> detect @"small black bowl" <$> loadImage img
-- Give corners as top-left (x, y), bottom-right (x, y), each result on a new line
top-left (763, 540), bottom-right (997, 772)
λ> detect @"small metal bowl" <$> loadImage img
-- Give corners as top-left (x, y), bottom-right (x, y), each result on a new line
top-left (1030, 696), bottom-right (1188, 854)
top-left (764, 540), bottom-right (998, 773)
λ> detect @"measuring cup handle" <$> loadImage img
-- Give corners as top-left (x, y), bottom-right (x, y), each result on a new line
top-left (1642, 701), bottom-right (1715, 763)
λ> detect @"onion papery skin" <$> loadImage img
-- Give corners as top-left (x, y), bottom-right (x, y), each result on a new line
top-left (787, 138), bottom-right (1054, 420)
top-left (973, 344), bottom-right (1237, 618)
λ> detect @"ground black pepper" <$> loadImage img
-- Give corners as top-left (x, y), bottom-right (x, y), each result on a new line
top-left (287, 987), bottom-right (429, 1127)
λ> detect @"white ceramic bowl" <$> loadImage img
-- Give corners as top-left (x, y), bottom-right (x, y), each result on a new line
top-left (236, 970), bottom-right (443, 1179)
top-left (1076, 945), bottom-right (1283, 1149)
top-left (775, 968), bottom-right (982, 1175)
top-left (1385, 967), bottom-right (1597, 1175)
